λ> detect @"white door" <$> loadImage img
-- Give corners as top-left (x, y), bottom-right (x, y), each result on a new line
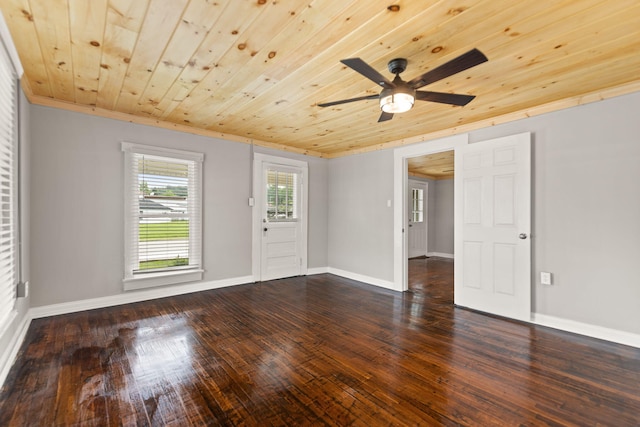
top-left (408, 180), bottom-right (428, 258)
top-left (454, 132), bottom-right (531, 321)
top-left (259, 161), bottom-right (306, 281)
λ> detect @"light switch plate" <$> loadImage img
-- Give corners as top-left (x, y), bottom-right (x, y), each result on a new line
top-left (541, 272), bottom-right (552, 285)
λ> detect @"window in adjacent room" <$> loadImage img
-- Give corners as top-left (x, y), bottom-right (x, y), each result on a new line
top-left (122, 143), bottom-right (203, 290)
top-left (411, 187), bottom-right (424, 223)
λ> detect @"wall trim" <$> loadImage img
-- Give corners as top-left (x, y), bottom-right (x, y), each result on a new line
top-left (328, 267), bottom-right (397, 291)
top-left (532, 313), bottom-right (640, 349)
top-left (307, 267), bottom-right (329, 275)
top-left (28, 95), bottom-right (325, 158)
top-left (30, 275), bottom-right (254, 319)
top-left (0, 311), bottom-right (32, 388)
top-left (427, 252), bottom-right (454, 259)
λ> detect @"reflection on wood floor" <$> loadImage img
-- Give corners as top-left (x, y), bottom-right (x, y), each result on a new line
top-left (1, 259), bottom-right (639, 425)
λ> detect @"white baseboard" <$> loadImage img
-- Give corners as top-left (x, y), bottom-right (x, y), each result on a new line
top-left (427, 252), bottom-right (454, 259)
top-left (0, 311), bottom-right (32, 388)
top-left (327, 267), bottom-right (399, 291)
top-left (30, 275), bottom-right (254, 319)
top-left (307, 267), bottom-right (329, 275)
top-left (532, 313), bottom-right (640, 349)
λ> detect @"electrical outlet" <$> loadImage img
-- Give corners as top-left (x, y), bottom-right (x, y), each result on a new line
top-left (17, 281), bottom-right (29, 298)
top-left (540, 272), bottom-right (552, 285)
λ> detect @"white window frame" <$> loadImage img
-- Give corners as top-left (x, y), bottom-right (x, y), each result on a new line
top-left (122, 142), bottom-right (204, 290)
top-left (0, 19), bottom-right (22, 334)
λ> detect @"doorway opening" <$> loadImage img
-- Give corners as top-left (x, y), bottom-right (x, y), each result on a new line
top-left (407, 151), bottom-right (455, 296)
top-left (392, 133), bottom-right (467, 292)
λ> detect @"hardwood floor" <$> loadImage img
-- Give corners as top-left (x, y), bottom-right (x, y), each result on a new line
top-left (1, 258), bottom-right (639, 426)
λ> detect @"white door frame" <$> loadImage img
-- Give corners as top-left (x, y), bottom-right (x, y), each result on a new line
top-left (393, 134), bottom-right (468, 292)
top-left (252, 153), bottom-right (309, 281)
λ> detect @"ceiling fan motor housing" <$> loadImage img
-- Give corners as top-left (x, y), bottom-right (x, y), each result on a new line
top-left (388, 58), bottom-right (408, 75)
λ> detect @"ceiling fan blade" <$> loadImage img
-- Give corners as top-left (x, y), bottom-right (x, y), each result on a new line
top-left (415, 91), bottom-right (476, 106)
top-left (407, 48), bottom-right (488, 89)
top-left (378, 111), bottom-right (394, 122)
top-left (318, 94), bottom-right (379, 107)
top-left (341, 58), bottom-right (394, 88)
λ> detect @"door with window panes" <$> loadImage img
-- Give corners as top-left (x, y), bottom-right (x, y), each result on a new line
top-left (260, 164), bottom-right (304, 280)
top-left (408, 180), bottom-right (428, 258)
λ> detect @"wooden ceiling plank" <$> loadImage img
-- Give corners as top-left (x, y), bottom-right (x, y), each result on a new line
top-left (136, 0), bottom-right (232, 117)
top-left (216, 0), bottom-right (485, 131)
top-left (226, 0), bottom-right (563, 141)
top-left (114, 0), bottom-right (189, 115)
top-left (154, 0), bottom-right (268, 121)
top-left (296, 1), bottom-right (633, 149)
top-left (3, 0), bottom-right (640, 157)
top-left (164, 0), bottom-right (314, 126)
top-left (270, 0), bottom-right (627, 146)
top-left (188, 0), bottom-right (476, 131)
top-left (28, 0), bottom-right (75, 102)
top-left (96, 0), bottom-right (150, 110)
top-left (328, 51), bottom-right (640, 157)
top-left (271, 0), bottom-right (601, 137)
top-left (198, 0), bottom-right (391, 121)
top-left (68, 0), bottom-right (108, 106)
top-left (1, 0), bottom-right (53, 97)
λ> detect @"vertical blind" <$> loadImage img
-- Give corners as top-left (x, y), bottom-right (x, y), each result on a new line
top-left (123, 144), bottom-right (202, 279)
top-left (0, 40), bottom-right (17, 330)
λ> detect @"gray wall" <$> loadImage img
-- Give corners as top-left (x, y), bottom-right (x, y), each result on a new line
top-left (407, 176), bottom-right (455, 255)
top-left (468, 92), bottom-right (640, 334)
top-left (328, 150), bottom-right (394, 282)
top-left (29, 106), bottom-right (328, 307)
top-left (432, 179), bottom-right (454, 255)
top-left (24, 88), bottom-right (640, 336)
top-left (328, 91), bottom-right (640, 335)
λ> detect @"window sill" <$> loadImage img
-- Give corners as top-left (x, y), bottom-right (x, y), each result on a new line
top-left (123, 269), bottom-right (204, 291)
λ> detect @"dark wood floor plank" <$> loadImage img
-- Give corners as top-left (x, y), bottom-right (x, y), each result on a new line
top-left (1, 257), bottom-right (639, 426)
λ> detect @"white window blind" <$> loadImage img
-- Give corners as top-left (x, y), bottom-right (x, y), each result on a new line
top-left (0, 40), bottom-right (18, 330)
top-left (266, 168), bottom-right (298, 221)
top-left (122, 143), bottom-right (203, 290)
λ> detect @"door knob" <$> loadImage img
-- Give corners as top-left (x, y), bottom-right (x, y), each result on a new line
top-left (519, 233), bottom-right (528, 239)
top-left (264, 228), bottom-right (268, 232)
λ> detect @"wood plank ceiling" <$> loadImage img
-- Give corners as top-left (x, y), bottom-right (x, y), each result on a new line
top-left (2, 0), bottom-right (639, 158)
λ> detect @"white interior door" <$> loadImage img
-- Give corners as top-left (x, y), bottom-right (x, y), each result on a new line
top-left (258, 160), bottom-right (307, 281)
top-left (454, 132), bottom-right (531, 321)
top-left (408, 180), bottom-right (428, 258)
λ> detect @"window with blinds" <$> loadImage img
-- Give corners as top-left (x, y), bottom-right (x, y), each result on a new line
top-left (122, 143), bottom-right (203, 290)
top-left (266, 169), bottom-right (298, 221)
top-left (411, 188), bottom-right (424, 223)
top-left (0, 40), bottom-right (18, 330)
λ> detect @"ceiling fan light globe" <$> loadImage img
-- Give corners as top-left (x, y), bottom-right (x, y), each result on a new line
top-left (380, 92), bottom-right (414, 113)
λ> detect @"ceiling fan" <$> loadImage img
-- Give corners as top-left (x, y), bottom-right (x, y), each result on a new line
top-left (318, 48), bottom-right (488, 122)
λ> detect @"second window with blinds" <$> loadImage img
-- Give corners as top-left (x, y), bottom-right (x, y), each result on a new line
top-left (122, 143), bottom-right (204, 290)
